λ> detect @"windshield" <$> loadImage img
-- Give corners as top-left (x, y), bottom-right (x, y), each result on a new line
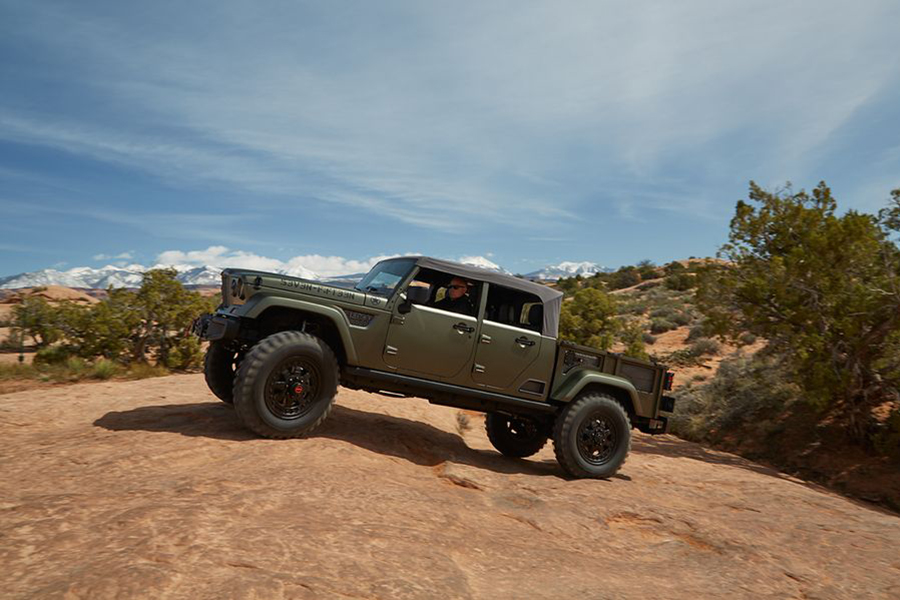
top-left (354, 258), bottom-right (416, 297)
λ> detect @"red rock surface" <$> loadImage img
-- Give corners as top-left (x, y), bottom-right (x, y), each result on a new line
top-left (1, 375), bottom-right (899, 599)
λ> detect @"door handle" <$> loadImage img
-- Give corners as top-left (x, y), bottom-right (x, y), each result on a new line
top-left (515, 336), bottom-right (535, 347)
top-left (453, 322), bottom-right (475, 334)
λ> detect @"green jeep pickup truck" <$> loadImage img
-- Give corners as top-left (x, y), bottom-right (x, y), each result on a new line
top-left (194, 256), bottom-right (675, 478)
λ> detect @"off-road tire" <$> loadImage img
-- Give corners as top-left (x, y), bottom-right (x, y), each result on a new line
top-left (232, 331), bottom-right (339, 439)
top-left (204, 342), bottom-right (240, 404)
top-left (553, 393), bottom-right (631, 478)
top-left (485, 413), bottom-right (549, 458)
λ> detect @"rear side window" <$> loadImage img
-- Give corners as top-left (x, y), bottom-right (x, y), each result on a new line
top-left (484, 284), bottom-right (542, 333)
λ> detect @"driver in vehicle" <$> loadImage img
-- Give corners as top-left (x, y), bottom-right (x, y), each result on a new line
top-left (432, 277), bottom-right (476, 316)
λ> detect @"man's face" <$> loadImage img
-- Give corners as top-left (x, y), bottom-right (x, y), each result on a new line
top-left (447, 277), bottom-right (468, 300)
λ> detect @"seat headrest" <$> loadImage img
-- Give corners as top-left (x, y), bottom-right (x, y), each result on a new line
top-left (527, 304), bottom-right (542, 328)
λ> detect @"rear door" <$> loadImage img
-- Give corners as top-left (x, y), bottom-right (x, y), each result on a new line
top-left (471, 284), bottom-right (544, 394)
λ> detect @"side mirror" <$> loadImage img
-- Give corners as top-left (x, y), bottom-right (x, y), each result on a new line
top-left (398, 286), bottom-right (429, 314)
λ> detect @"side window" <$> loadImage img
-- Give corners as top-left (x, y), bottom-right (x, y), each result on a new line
top-left (406, 268), bottom-right (481, 318)
top-left (485, 285), bottom-right (543, 333)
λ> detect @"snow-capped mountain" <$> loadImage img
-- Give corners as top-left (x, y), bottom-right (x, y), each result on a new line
top-left (457, 256), bottom-right (510, 273)
top-left (525, 261), bottom-right (608, 281)
top-left (0, 263), bottom-right (320, 289)
top-left (0, 264), bottom-right (148, 289)
top-left (1, 257), bottom-right (608, 289)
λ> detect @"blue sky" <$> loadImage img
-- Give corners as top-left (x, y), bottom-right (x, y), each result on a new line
top-left (2, 0), bottom-right (899, 277)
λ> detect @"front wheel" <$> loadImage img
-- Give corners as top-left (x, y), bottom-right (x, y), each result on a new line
top-left (485, 413), bottom-right (549, 458)
top-left (552, 393), bottom-right (631, 478)
top-left (232, 331), bottom-right (339, 439)
top-left (204, 342), bottom-right (242, 404)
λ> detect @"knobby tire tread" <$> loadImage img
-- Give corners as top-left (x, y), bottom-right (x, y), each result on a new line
top-left (552, 393), bottom-right (631, 479)
top-left (232, 331), bottom-right (339, 439)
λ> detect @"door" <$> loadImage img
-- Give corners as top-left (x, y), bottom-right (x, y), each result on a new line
top-left (472, 284), bottom-right (544, 392)
top-left (472, 320), bottom-right (542, 389)
top-left (382, 269), bottom-right (481, 378)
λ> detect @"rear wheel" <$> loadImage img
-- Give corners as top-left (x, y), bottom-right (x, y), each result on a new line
top-left (553, 393), bottom-right (631, 478)
top-left (232, 331), bottom-right (339, 439)
top-left (204, 342), bottom-right (241, 404)
top-left (485, 413), bottom-right (549, 458)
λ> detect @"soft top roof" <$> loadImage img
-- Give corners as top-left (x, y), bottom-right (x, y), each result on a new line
top-left (383, 256), bottom-right (564, 337)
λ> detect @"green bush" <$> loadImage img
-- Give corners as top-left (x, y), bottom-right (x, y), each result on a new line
top-left (7, 269), bottom-right (211, 371)
top-left (670, 311), bottom-right (693, 326)
top-left (642, 332), bottom-right (657, 345)
top-left (559, 288), bottom-right (619, 349)
top-left (33, 345), bottom-right (75, 366)
top-left (650, 318), bottom-right (676, 334)
top-left (126, 363), bottom-right (169, 380)
top-left (166, 336), bottom-right (203, 371)
top-left (665, 273), bottom-right (695, 291)
top-left (618, 319), bottom-right (648, 360)
top-left (739, 332), bottom-right (758, 345)
top-left (650, 307), bottom-right (676, 320)
top-left (669, 354), bottom-right (798, 442)
top-left (696, 182), bottom-right (900, 441)
top-left (690, 337), bottom-right (721, 356)
top-left (664, 261), bottom-right (686, 275)
top-left (686, 322), bottom-right (711, 342)
top-left (91, 359), bottom-right (119, 380)
top-left (11, 297), bottom-right (64, 348)
top-left (608, 267), bottom-right (641, 290)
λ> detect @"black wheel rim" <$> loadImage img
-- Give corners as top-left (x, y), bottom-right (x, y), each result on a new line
top-left (264, 357), bottom-right (321, 420)
top-left (504, 416), bottom-right (540, 441)
top-left (576, 411), bottom-right (617, 465)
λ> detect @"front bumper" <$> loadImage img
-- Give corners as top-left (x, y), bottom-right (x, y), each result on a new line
top-left (192, 313), bottom-right (240, 342)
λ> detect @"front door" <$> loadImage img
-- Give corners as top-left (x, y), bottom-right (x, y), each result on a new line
top-left (382, 270), bottom-right (481, 378)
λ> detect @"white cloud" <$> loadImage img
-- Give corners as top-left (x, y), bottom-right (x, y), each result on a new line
top-left (93, 251), bottom-right (133, 261)
top-left (2, 0), bottom-right (898, 229)
top-left (153, 246), bottom-right (505, 278)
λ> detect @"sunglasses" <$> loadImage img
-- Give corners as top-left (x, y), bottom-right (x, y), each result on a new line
top-left (447, 285), bottom-right (468, 290)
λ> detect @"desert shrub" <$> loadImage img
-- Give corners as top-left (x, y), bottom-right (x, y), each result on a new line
top-left (870, 408), bottom-right (900, 459)
top-left (697, 182), bottom-right (900, 441)
top-left (11, 297), bottom-right (64, 348)
top-left (608, 267), bottom-right (641, 290)
top-left (618, 319), bottom-right (648, 360)
top-left (165, 336), bottom-right (203, 371)
top-left (636, 280), bottom-right (662, 291)
top-left (665, 273), bottom-right (695, 291)
top-left (686, 322), bottom-right (711, 342)
top-left (33, 345), bottom-right (75, 366)
top-left (650, 318), bottom-right (676, 334)
top-left (559, 288), bottom-right (619, 349)
top-left (7, 269), bottom-right (210, 370)
top-left (690, 337), bottom-right (721, 356)
top-left (642, 332), bottom-right (657, 345)
top-left (636, 260), bottom-right (658, 281)
top-left (650, 307), bottom-right (676, 320)
top-left (664, 261), bottom-right (686, 275)
top-left (90, 359), bottom-right (119, 380)
top-left (126, 363), bottom-right (169, 379)
top-left (670, 311), bottom-right (693, 326)
top-left (0, 332), bottom-right (23, 351)
top-left (555, 277), bottom-right (581, 296)
top-left (0, 363), bottom-right (38, 380)
top-left (65, 356), bottom-right (88, 375)
top-left (669, 354), bottom-right (798, 442)
top-left (739, 332), bottom-right (758, 345)
top-left (619, 302), bottom-right (647, 316)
